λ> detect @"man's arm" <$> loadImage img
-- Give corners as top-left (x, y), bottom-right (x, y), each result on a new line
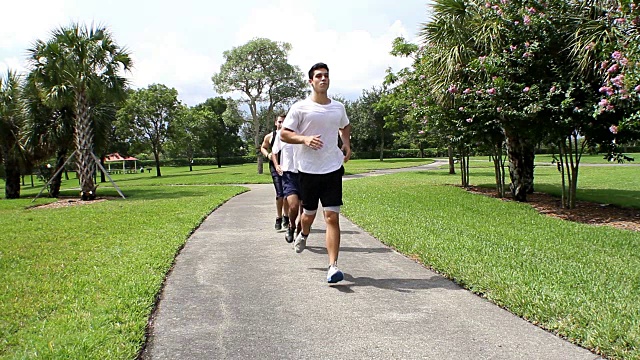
top-left (260, 133), bottom-right (272, 158)
top-left (340, 124), bottom-right (352, 162)
top-left (281, 128), bottom-right (323, 150)
top-left (271, 136), bottom-right (283, 175)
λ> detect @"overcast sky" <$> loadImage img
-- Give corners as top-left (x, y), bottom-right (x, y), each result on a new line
top-left (1, 0), bottom-right (432, 106)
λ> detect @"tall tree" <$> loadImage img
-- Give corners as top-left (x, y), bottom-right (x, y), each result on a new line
top-left (212, 38), bottom-right (307, 174)
top-left (27, 23), bottom-right (132, 200)
top-left (193, 97), bottom-right (242, 168)
top-left (0, 70), bottom-right (25, 199)
top-left (116, 84), bottom-right (181, 177)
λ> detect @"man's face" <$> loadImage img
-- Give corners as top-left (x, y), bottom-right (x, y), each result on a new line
top-left (275, 116), bottom-right (284, 130)
top-left (309, 69), bottom-right (330, 93)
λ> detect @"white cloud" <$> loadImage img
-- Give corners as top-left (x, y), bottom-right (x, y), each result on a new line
top-left (127, 31), bottom-right (220, 104)
top-left (233, 0), bottom-right (414, 100)
top-left (1, 0), bottom-right (429, 105)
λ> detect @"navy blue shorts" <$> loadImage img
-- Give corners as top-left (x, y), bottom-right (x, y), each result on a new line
top-left (271, 173), bottom-right (284, 199)
top-left (299, 166), bottom-right (344, 211)
top-left (282, 172), bottom-right (301, 198)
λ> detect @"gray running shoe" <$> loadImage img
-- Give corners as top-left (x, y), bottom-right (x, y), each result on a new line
top-left (294, 233), bottom-right (307, 253)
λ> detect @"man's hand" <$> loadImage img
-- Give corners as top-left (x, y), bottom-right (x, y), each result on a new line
top-left (342, 145), bottom-right (352, 163)
top-left (304, 135), bottom-right (323, 150)
top-left (275, 165), bottom-right (283, 176)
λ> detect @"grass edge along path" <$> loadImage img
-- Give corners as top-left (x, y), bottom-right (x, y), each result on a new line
top-left (342, 172), bottom-right (640, 360)
top-left (0, 185), bottom-right (246, 359)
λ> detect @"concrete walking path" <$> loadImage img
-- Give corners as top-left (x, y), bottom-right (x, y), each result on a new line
top-left (141, 164), bottom-right (600, 359)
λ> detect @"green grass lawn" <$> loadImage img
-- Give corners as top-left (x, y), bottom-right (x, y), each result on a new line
top-left (0, 157), bottom-right (638, 359)
top-left (342, 171), bottom-right (640, 360)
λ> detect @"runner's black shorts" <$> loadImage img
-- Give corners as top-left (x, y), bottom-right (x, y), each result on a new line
top-left (299, 166), bottom-right (344, 211)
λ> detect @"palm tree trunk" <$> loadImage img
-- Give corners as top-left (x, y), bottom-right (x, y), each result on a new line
top-left (75, 90), bottom-right (96, 200)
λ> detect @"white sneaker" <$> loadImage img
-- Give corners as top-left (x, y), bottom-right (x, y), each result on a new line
top-left (327, 265), bottom-right (344, 283)
top-left (294, 233), bottom-right (307, 253)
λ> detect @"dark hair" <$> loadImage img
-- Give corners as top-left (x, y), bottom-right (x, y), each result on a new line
top-left (308, 62), bottom-right (329, 79)
top-left (276, 112), bottom-right (286, 119)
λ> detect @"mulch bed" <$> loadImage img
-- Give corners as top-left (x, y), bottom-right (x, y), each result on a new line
top-left (465, 185), bottom-right (640, 232)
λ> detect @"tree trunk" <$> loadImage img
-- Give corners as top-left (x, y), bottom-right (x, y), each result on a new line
top-left (154, 150), bottom-right (162, 177)
top-left (379, 130), bottom-right (384, 161)
top-left (49, 149), bottom-right (67, 198)
top-left (491, 142), bottom-right (506, 198)
top-left (448, 143), bottom-right (455, 174)
top-left (505, 131), bottom-right (533, 202)
top-left (74, 90), bottom-right (96, 201)
top-left (250, 100), bottom-right (263, 174)
top-left (2, 148), bottom-right (21, 199)
top-left (99, 156), bottom-right (106, 183)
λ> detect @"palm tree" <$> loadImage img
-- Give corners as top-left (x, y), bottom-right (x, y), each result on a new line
top-left (0, 70), bottom-right (26, 199)
top-left (27, 22), bottom-right (132, 200)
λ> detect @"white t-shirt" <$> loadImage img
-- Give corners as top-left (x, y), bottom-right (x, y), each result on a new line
top-left (271, 130), bottom-right (299, 173)
top-left (282, 98), bottom-right (350, 174)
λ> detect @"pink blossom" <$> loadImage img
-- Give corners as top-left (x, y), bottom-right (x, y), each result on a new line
top-left (523, 52), bottom-right (532, 58)
top-left (601, 61), bottom-right (610, 69)
top-left (487, 88), bottom-right (497, 95)
top-left (419, 75), bottom-right (426, 80)
top-left (497, 9), bottom-right (503, 15)
top-left (620, 58), bottom-right (628, 66)
top-left (523, 15), bottom-right (531, 25)
top-left (527, 7), bottom-right (536, 14)
top-left (609, 125), bottom-right (618, 134)
top-left (476, 90), bottom-right (484, 95)
top-left (614, 18), bottom-right (625, 24)
top-left (418, 130), bottom-right (425, 135)
top-left (485, 2), bottom-right (491, 8)
top-left (463, 88), bottom-right (472, 94)
top-left (448, 84), bottom-right (458, 93)
top-left (523, 87), bottom-right (530, 92)
top-left (550, 86), bottom-right (557, 93)
top-left (611, 51), bottom-right (623, 60)
top-left (611, 74), bottom-right (624, 87)
top-left (510, 45), bottom-right (517, 51)
top-left (492, 5), bottom-right (499, 10)
top-left (634, 85), bottom-right (640, 92)
top-left (459, 106), bottom-right (465, 111)
top-left (599, 98), bottom-right (609, 107)
top-left (496, 107), bottom-right (502, 112)
top-left (466, 118), bottom-right (473, 123)
top-left (524, 42), bottom-right (531, 48)
top-left (599, 86), bottom-right (614, 95)
top-left (514, 21), bottom-right (520, 25)
top-left (607, 64), bottom-right (619, 73)
top-left (501, 0), bottom-right (508, 4)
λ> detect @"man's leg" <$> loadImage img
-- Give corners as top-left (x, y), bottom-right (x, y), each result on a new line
top-left (324, 210), bottom-right (340, 265)
top-left (285, 194), bottom-right (299, 243)
top-left (274, 197), bottom-right (283, 230)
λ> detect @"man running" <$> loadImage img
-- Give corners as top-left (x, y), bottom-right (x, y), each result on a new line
top-left (260, 114), bottom-right (289, 230)
top-left (280, 62), bottom-right (352, 283)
